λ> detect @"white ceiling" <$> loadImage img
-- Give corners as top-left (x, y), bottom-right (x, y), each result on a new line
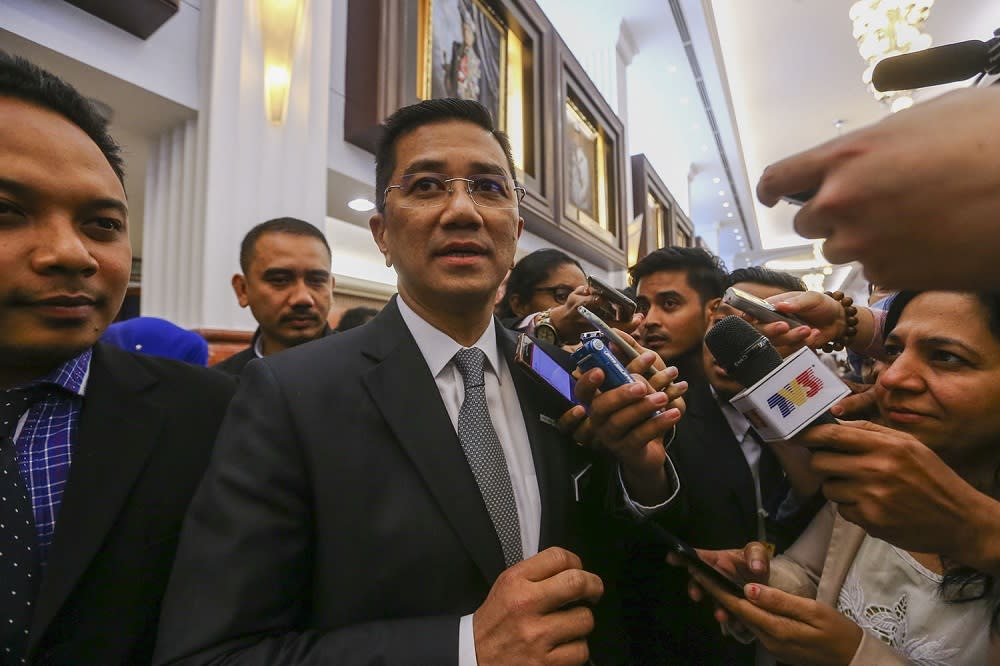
top-left (710, 0), bottom-right (1000, 249)
top-left (538, 0), bottom-right (1000, 274)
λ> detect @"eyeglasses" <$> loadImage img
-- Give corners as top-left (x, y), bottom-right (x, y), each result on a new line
top-left (533, 285), bottom-right (576, 304)
top-left (384, 173), bottom-right (526, 209)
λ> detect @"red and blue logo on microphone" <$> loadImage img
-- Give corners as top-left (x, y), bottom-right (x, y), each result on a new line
top-left (766, 368), bottom-right (824, 417)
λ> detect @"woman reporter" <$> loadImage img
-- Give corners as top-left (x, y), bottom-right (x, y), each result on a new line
top-left (682, 291), bottom-right (1000, 665)
top-left (497, 248), bottom-right (639, 345)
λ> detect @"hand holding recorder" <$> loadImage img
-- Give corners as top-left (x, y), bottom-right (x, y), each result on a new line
top-left (520, 308), bottom-right (686, 505)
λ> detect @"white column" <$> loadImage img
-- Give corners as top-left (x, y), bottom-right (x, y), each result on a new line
top-left (616, 20), bottom-right (638, 226)
top-left (140, 0), bottom-right (334, 329)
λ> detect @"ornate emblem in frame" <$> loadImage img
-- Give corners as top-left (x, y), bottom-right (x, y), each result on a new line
top-left (418, 0), bottom-right (507, 128)
top-left (563, 97), bottom-right (611, 241)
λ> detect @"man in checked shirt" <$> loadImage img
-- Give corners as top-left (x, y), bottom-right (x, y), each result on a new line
top-left (0, 51), bottom-right (235, 664)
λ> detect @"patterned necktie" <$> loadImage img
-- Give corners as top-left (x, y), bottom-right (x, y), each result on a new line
top-left (452, 348), bottom-right (523, 568)
top-left (0, 387), bottom-right (48, 663)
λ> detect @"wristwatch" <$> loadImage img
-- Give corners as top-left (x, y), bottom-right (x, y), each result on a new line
top-left (533, 309), bottom-right (560, 346)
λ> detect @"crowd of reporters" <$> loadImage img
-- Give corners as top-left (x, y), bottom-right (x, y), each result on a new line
top-left (3, 45), bottom-right (1000, 665)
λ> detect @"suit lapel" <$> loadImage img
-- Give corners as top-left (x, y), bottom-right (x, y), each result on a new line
top-left (686, 382), bottom-right (759, 524)
top-left (29, 344), bottom-right (165, 649)
top-left (361, 301), bottom-right (506, 582)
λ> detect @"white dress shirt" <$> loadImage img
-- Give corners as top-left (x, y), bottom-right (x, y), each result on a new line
top-left (396, 298), bottom-right (539, 666)
top-left (712, 385), bottom-right (761, 484)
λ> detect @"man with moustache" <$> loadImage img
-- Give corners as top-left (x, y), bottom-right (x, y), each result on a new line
top-left (155, 98), bottom-right (683, 665)
top-left (214, 217), bottom-right (335, 376)
top-left (626, 266), bottom-right (823, 665)
top-left (0, 51), bottom-right (233, 663)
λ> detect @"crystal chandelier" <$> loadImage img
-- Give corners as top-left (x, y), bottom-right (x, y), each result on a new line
top-left (849, 0), bottom-right (934, 112)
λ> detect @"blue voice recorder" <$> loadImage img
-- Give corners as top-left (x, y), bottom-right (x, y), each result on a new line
top-left (571, 332), bottom-right (636, 392)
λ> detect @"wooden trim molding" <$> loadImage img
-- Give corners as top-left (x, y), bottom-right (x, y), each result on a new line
top-left (63, 0), bottom-right (179, 39)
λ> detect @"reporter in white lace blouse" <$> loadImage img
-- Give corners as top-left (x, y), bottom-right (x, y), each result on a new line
top-left (674, 290), bottom-right (1000, 665)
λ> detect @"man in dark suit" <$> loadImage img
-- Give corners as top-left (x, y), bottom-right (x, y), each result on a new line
top-left (626, 266), bottom-right (823, 665)
top-left (214, 217), bottom-right (336, 376)
top-left (155, 98), bottom-right (683, 665)
top-left (0, 52), bottom-right (235, 663)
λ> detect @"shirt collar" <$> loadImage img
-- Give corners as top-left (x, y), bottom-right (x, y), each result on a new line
top-left (20, 347), bottom-right (91, 397)
top-left (252, 328), bottom-right (264, 358)
top-left (396, 296), bottom-right (502, 381)
top-left (251, 325), bottom-right (332, 359)
top-left (710, 383), bottom-right (751, 442)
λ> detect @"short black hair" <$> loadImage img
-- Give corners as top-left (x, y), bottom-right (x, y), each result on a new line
top-left (0, 49), bottom-right (124, 185)
top-left (496, 248), bottom-right (584, 319)
top-left (334, 306), bottom-right (378, 332)
top-left (239, 217), bottom-right (331, 273)
top-left (629, 246), bottom-right (727, 304)
top-left (728, 266), bottom-right (806, 293)
top-left (374, 98), bottom-right (517, 212)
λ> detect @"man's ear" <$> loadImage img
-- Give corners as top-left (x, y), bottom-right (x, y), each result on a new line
top-left (704, 296), bottom-right (722, 324)
top-left (369, 213), bottom-right (392, 267)
top-left (231, 274), bottom-right (250, 308)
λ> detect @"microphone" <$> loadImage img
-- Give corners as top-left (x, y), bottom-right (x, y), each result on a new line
top-left (872, 40), bottom-right (989, 91)
top-left (705, 316), bottom-right (847, 440)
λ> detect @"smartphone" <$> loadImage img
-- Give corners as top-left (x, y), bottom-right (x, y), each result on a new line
top-left (658, 529), bottom-right (746, 598)
top-left (586, 275), bottom-right (637, 321)
top-left (723, 286), bottom-right (805, 327)
top-left (514, 334), bottom-right (580, 408)
top-left (780, 187), bottom-right (818, 206)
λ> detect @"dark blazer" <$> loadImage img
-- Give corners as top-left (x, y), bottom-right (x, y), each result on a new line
top-left (625, 378), bottom-right (820, 665)
top-left (26, 343), bottom-right (236, 665)
top-left (210, 344), bottom-right (256, 376)
top-left (212, 326), bottom-right (335, 377)
top-left (155, 297), bottom-right (632, 665)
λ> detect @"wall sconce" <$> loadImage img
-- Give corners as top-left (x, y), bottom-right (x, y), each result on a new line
top-left (258, 0), bottom-right (305, 125)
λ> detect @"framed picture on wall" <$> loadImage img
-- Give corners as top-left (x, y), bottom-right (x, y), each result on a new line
top-left (420, 0), bottom-right (507, 127)
top-left (553, 40), bottom-right (627, 267)
top-left (344, 0), bottom-right (553, 225)
top-left (564, 99), bottom-right (602, 223)
top-left (631, 153), bottom-right (684, 260)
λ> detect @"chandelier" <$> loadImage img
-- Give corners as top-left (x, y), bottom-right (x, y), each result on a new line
top-left (849, 0), bottom-right (934, 112)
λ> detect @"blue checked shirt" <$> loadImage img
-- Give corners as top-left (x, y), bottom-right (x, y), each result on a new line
top-left (12, 349), bottom-right (90, 566)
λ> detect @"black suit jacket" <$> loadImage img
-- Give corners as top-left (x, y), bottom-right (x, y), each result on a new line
top-left (625, 379), bottom-right (820, 665)
top-left (26, 343), bottom-right (236, 665)
top-left (212, 327), bottom-right (335, 377)
top-left (155, 298), bottom-right (632, 665)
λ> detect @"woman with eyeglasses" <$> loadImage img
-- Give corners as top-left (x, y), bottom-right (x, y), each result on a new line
top-left (495, 248), bottom-right (592, 346)
top-left (677, 290), bottom-right (1000, 664)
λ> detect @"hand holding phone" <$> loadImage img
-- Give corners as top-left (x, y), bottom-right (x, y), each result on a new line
top-left (660, 529), bottom-right (746, 598)
top-left (586, 275), bottom-right (637, 322)
top-left (723, 287), bottom-right (805, 327)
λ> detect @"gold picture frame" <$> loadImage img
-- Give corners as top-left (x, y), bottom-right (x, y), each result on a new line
top-left (563, 96), bottom-right (611, 241)
top-left (418, 0), bottom-right (507, 129)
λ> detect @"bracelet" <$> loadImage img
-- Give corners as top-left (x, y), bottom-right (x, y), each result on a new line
top-left (822, 291), bottom-right (858, 353)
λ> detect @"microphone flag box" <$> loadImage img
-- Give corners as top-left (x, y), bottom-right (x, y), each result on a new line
top-left (729, 347), bottom-right (849, 442)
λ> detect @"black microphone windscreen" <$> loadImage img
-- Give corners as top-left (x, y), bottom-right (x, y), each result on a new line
top-left (704, 316), bottom-right (783, 388)
top-left (872, 40), bottom-right (988, 91)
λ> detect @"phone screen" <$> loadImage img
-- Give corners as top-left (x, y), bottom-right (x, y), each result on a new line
top-left (530, 344), bottom-right (578, 404)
